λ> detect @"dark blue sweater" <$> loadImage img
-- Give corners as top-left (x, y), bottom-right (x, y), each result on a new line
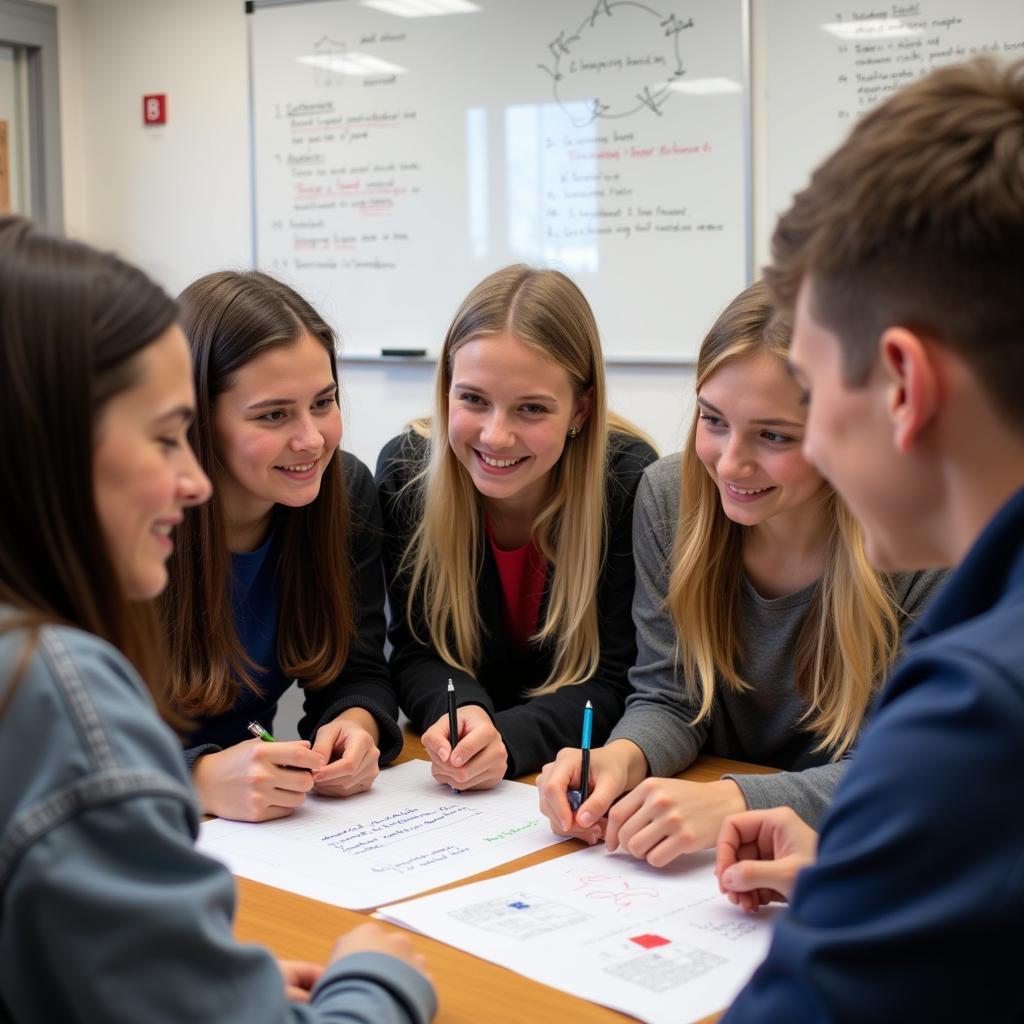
top-left (724, 485), bottom-right (1024, 1023)
top-left (183, 452), bottom-right (402, 767)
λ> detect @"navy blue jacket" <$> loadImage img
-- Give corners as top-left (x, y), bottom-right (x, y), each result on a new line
top-left (723, 485), bottom-right (1024, 1023)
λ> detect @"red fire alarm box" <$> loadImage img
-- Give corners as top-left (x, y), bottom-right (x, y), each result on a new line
top-left (143, 95), bottom-right (167, 125)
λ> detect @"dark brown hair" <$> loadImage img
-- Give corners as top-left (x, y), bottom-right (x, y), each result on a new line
top-left (0, 215), bottom-right (178, 714)
top-left (160, 271), bottom-right (354, 716)
top-left (766, 57), bottom-right (1024, 432)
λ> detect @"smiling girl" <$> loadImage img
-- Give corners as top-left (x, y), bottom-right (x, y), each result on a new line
top-left (160, 271), bottom-right (401, 822)
top-left (0, 217), bottom-right (433, 1021)
top-left (376, 265), bottom-right (657, 789)
top-left (538, 281), bottom-right (946, 860)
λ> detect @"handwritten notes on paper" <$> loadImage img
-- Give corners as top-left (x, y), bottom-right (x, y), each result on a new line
top-left (196, 760), bottom-right (566, 909)
top-left (378, 846), bottom-right (775, 1024)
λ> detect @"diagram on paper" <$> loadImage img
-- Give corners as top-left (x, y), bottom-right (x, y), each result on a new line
top-left (449, 891), bottom-right (594, 939)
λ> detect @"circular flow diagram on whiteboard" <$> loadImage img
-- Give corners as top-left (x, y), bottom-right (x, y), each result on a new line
top-left (539, 0), bottom-right (694, 128)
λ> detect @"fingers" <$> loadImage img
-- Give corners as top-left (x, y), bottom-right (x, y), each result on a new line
top-left (537, 754), bottom-right (581, 836)
top-left (264, 739), bottom-right (325, 775)
top-left (421, 717), bottom-right (454, 765)
top-left (312, 727), bottom-right (380, 796)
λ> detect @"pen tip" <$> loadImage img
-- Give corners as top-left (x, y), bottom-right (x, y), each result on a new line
top-left (585, 700), bottom-right (592, 709)
top-left (448, 679), bottom-right (454, 691)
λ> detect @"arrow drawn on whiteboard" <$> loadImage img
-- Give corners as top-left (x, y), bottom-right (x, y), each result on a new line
top-left (542, 1), bottom-right (693, 126)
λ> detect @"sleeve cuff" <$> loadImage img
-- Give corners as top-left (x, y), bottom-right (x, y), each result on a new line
top-left (183, 744), bottom-right (221, 773)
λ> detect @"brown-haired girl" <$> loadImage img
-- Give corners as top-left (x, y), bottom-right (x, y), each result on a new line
top-left (162, 271), bottom-right (401, 822)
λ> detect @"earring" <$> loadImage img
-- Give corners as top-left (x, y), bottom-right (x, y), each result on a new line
top-left (568, 426), bottom-right (580, 439)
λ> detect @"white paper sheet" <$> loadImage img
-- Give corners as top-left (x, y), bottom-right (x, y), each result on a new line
top-left (377, 845), bottom-right (776, 1024)
top-left (196, 760), bottom-right (567, 909)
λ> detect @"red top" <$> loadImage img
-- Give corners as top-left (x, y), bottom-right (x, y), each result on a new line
top-left (485, 520), bottom-right (548, 651)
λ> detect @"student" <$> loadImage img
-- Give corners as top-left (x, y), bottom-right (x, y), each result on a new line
top-left (712, 57), bottom-right (1024, 1020)
top-left (376, 265), bottom-right (657, 787)
top-left (160, 271), bottom-right (402, 822)
top-left (538, 281), bottom-right (944, 859)
top-left (0, 216), bottom-right (435, 1022)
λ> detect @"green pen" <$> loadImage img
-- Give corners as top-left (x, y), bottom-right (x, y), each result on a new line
top-left (247, 721), bottom-right (276, 742)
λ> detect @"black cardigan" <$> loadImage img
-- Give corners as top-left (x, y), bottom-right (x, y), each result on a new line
top-left (375, 431), bottom-right (657, 776)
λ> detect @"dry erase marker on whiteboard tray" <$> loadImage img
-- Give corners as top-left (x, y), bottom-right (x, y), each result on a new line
top-left (247, 721), bottom-right (275, 742)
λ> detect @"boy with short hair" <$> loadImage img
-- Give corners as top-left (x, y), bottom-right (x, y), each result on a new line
top-left (716, 57), bottom-right (1024, 1021)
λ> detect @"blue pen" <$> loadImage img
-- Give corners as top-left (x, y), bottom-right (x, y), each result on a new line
top-left (580, 699), bottom-right (593, 805)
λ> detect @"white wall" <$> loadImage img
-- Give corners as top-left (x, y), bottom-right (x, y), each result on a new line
top-left (55, 0), bottom-right (695, 469)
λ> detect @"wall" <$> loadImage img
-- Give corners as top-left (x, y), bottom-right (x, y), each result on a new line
top-left (54, 0), bottom-right (694, 468)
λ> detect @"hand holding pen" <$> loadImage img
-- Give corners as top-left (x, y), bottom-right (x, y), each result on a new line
top-left (190, 721), bottom-right (325, 822)
top-left (420, 678), bottom-right (508, 791)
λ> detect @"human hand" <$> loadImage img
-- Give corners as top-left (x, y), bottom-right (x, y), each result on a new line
top-left (715, 807), bottom-right (819, 913)
top-left (421, 704), bottom-right (507, 790)
top-left (536, 741), bottom-right (646, 844)
top-left (192, 739), bottom-right (325, 821)
top-left (328, 922), bottom-right (431, 983)
top-left (277, 959), bottom-right (323, 1002)
top-left (605, 777), bottom-right (748, 867)
top-left (310, 710), bottom-right (381, 797)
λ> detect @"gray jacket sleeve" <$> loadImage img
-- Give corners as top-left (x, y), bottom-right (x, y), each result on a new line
top-left (0, 626), bottom-right (435, 1024)
top-left (607, 455), bottom-right (708, 776)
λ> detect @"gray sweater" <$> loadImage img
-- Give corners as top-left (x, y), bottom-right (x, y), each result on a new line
top-left (0, 618), bottom-right (435, 1024)
top-left (608, 453), bottom-right (947, 826)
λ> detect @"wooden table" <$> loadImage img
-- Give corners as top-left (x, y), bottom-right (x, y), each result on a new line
top-left (233, 733), bottom-right (775, 1024)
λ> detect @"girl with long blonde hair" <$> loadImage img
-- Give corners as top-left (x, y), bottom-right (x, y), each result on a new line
top-left (539, 280), bottom-right (945, 859)
top-left (376, 265), bottom-right (657, 788)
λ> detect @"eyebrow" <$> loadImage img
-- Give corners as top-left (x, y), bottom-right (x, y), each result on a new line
top-left (697, 397), bottom-right (803, 429)
top-left (452, 382), bottom-right (559, 404)
top-left (245, 383), bottom-right (337, 411)
top-left (152, 405), bottom-right (195, 426)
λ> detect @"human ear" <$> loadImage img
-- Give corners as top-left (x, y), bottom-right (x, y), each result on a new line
top-left (879, 327), bottom-right (939, 454)
top-left (572, 386), bottom-right (594, 429)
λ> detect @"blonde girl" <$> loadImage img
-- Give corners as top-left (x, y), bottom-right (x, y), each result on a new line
top-left (376, 265), bottom-right (657, 789)
top-left (538, 280), bottom-right (944, 860)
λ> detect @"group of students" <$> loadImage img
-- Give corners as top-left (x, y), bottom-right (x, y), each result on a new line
top-left (0, 56), bottom-right (1022, 1022)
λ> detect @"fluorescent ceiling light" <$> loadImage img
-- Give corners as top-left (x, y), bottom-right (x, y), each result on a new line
top-left (361, 0), bottom-right (480, 17)
top-left (670, 77), bottom-right (742, 95)
top-left (821, 18), bottom-right (922, 40)
top-left (298, 52), bottom-right (407, 76)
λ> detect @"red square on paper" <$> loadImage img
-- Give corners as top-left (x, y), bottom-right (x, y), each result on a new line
top-left (143, 95), bottom-right (167, 125)
top-left (630, 933), bottom-right (670, 949)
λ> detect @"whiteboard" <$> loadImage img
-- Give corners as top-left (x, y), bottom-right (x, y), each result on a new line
top-left (249, 0), bottom-right (750, 362)
top-left (761, 0), bottom-right (1024, 235)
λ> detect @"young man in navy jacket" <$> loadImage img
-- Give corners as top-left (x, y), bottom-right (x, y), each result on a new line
top-left (714, 57), bottom-right (1024, 1022)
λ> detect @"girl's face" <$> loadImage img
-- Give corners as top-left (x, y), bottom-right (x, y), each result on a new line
top-left (213, 331), bottom-right (342, 541)
top-left (93, 325), bottom-right (211, 600)
top-left (447, 332), bottom-right (591, 515)
top-left (695, 348), bottom-right (827, 528)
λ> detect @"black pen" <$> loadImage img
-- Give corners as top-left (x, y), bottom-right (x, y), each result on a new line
top-left (447, 678), bottom-right (458, 752)
top-left (580, 700), bottom-right (593, 804)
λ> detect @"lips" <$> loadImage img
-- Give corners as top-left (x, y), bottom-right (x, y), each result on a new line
top-left (476, 450), bottom-right (527, 469)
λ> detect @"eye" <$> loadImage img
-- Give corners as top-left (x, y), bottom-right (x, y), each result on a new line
top-left (257, 410), bottom-right (287, 423)
top-left (158, 437), bottom-right (181, 451)
top-left (761, 430), bottom-right (795, 445)
top-left (458, 392), bottom-right (485, 406)
top-left (520, 403), bottom-right (548, 415)
top-left (698, 413), bottom-right (725, 429)
top-left (313, 394), bottom-right (337, 412)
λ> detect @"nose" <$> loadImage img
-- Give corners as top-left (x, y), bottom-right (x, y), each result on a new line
top-left (717, 432), bottom-right (755, 480)
top-left (479, 409), bottom-right (514, 450)
top-left (289, 411), bottom-right (325, 454)
top-left (179, 445), bottom-right (212, 507)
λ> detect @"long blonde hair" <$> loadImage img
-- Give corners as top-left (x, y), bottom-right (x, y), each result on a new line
top-left (668, 281), bottom-right (900, 757)
top-left (401, 265), bottom-right (647, 695)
